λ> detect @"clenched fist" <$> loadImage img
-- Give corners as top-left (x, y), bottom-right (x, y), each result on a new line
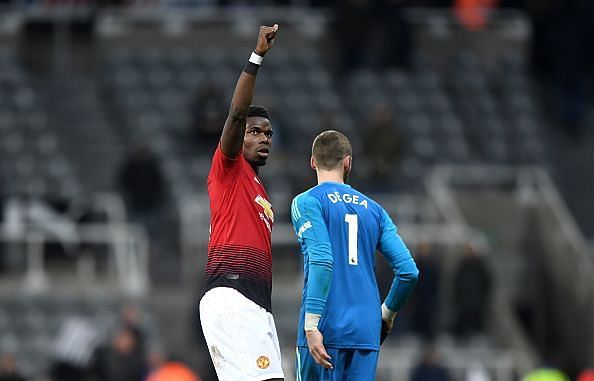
top-left (254, 24), bottom-right (279, 56)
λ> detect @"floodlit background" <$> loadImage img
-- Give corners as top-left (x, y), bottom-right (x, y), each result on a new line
top-left (0, 0), bottom-right (593, 380)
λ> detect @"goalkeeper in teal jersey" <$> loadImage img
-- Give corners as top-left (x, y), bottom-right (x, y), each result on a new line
top-left (290, 130), bottom-right (419, 381)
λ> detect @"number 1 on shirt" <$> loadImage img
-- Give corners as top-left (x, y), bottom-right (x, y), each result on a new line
top-left (345, 214), bottom-right (358, 265)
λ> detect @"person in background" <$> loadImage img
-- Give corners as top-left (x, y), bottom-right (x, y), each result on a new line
top-left (453, 0), bottom-right (499, 30)
top-left (146, 354), bottom-right (202, 381)
top-left (452, 244), bottom-right (492, 338)
top-left (359, 103), bottom-right (406, 192)
top-left (409, 243), bottom-right (441, 341)
top-left (410, 345), bottom-right (451, 381)
top-left (93, 326), bottom-right (148, 381)
top-left (0, 354), bottom-right (26, 381)
top-left (118, 305), bottom-right (148, 357)
top-left (190, 83), bottom-right (226, 153)
top-left (117, 144), bottom-right (166, 247)
top-left (332, 0), bottom-right (376, 75)
top-left (377, 0), bottom-right (413, 69)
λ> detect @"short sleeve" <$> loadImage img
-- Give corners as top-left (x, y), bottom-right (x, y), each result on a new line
top-left (209, 143), bottom-right (242, 185)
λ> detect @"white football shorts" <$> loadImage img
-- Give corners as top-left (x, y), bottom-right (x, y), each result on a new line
top-left (199, 287), bottom-right (285, 381)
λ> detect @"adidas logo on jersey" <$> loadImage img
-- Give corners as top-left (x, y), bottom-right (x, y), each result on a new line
top-left (297, 221), bottom-right (312, 238)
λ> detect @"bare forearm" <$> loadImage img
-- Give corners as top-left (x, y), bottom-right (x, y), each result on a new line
top-left (230, 71), bottom-right (256, 116)
top-left (220, 72), bottom-right (256, 157)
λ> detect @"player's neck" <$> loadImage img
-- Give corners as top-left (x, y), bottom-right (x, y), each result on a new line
top-left (251, 163), bottom-right (259, 175)
top-left (316, 170), bottom-right (344, 185)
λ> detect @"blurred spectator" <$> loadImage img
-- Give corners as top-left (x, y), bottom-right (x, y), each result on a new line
top-left (522, 0), bottom-right (593, 138)
top-left (577, 368), bottom-right (594, 381)
top-left (0, 354), bottom-right (26, 381)
top-left (410, 345), bottom-right (451, 381)
top-left (146, 351), bottom-right (165, 376)
top-left (408, 243), bottom-right (440, 340)
top-left (190, 83), bottom-right (226, 154)
top-left (466, 361), bottom-right (492, 381)
top-left (93, 326), bottom-right (148, 381)
top-left (117, 144), bottom-right (165, 243)
top-left (454, 0), bottom-right (499, 30)
top-left (522, 366), bottom-right (570, 381)
top-left (377, 0), bottom-right (413, 69)
top-left (105, 304), bottom-right (163, 376)
top-left (118, 305), bottom-right (148, 357)
top-left (146, 358), bottom-right (202, 381)
top-left (549, 0), bottom-right (592, 139)
top-left (333, 0), bottom-right (415, 73)
top-left (359, 103), bottom-right (406, 192)
top-left (452, 244), bottom-right (492, 338)
top-left (333, 0), bottom-right (377, 74)
top-left (521, 0), bottom-right (559, 75)
top-left (49, 317), bottom-right (99, 381)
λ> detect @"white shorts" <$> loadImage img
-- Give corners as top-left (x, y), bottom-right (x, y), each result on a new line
top-left (199, 287), bottom-right (285, 381)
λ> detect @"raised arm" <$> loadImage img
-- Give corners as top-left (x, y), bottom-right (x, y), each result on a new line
top-left (219, 24), bottom-right (278, 158)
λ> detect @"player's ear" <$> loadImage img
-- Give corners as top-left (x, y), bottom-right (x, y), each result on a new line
top-left (310, 156), bottom-right (317, 171)
top-left (343, 155), bottom-right (352, 172)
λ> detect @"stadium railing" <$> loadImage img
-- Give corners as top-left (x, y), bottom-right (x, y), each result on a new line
top-left (0, 192), bottom-right (150, 296)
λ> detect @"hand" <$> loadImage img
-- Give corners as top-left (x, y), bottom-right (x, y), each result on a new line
top-left (254, 24), bottom-right (279, 56)
top-left (305, 330), bottom-right (333, 369)
top-left (380, 318), bottom-right (394, 345)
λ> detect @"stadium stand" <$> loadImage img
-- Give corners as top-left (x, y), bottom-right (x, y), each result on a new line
top-left (0, 4), bottom-right (592, 381)
top-left (0, 47), bottom-right (79, 199)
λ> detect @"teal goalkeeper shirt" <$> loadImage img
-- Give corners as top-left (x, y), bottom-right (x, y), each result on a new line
top-left (291, 182), bottom-right (419, 350)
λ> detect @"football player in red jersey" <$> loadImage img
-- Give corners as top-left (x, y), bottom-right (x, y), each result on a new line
top-left (199, 24), bottom-right (285, 381)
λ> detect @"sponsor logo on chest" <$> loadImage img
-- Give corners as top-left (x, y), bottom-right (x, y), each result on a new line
top-left (255, 194), bottom-right (274, 233)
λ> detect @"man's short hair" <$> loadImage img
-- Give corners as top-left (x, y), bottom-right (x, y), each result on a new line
top-left (248, 105), bottom-right (270, 120)
top-left (312, 130), bottom-right (352, 170)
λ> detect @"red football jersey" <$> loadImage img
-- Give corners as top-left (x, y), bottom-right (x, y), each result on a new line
top-left (204, 144), bottom-right (274, 311)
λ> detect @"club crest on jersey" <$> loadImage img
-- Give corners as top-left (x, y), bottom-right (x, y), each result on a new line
top-left (255, 195), bottom-right (274, 223)
top-left (256, 355), bottom-right (270, 369)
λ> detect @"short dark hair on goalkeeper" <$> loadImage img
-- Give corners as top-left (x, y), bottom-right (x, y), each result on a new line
top-left (312, 130), bottom-right (352, 171)
top-left (248, 105), bottom-right (270, 120)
